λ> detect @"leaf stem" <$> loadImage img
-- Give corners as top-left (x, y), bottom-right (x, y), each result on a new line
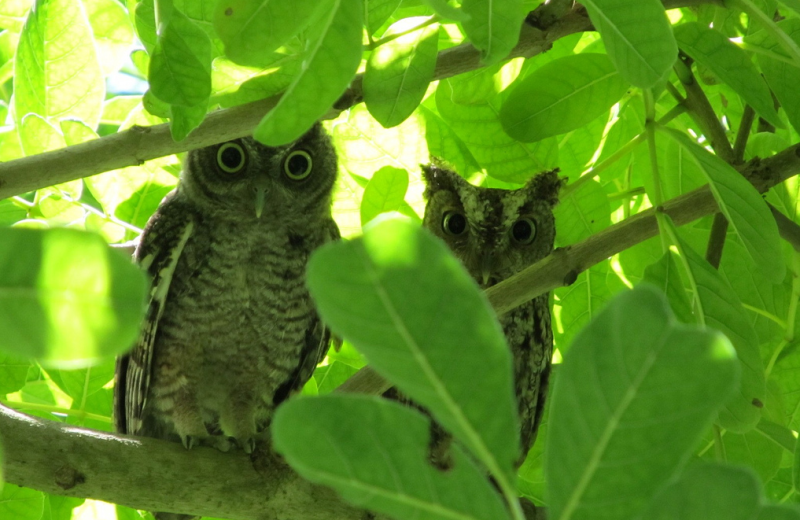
top-left (644, 90), bottom-right (669, 252)
top-left (366, 15), bottom-right (440, 50)
top-left (765, 252), bottom-right (800, 379)
top-left (0, 399), bottom-right (112, 424)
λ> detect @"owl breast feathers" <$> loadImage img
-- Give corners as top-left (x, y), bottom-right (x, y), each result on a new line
top-left (114, 123), bottom-right (340, 456)
top-left (421, 163), bottom-right (563, 466)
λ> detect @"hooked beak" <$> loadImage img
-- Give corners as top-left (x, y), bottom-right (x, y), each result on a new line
top-left (479, 253), bottom-right (495, 286)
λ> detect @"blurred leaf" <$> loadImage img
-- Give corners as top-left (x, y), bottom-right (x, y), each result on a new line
top-left (0, 199), bottom-right (27, 226)
top-left (674, 22), bottom-right (782, 128)
top-left (0, 484), bottom-right (44, 520)
top-left (18, 114), bottom-right (64, 156)
top-left (501, 54), bottom-right (628, 142)
top-left (554, 262), bottom-right (614, 354)
top-left (639, 463), bottom-right (760, 520)
top-left (149, 6), bottom-right (211, 107)
top-left (14, 0), bottom-right (104, 129)
top-left (364, 21), bottom-right (438, 128)
top-left (255, 0), bottom-right (363, 146)
top-left (213, 0), bottom-right (329, 66)
top-left (461, 0), bottom-right (525, 65)
top-left (546, 286), bottom-right (739, 520)
top-left (582, 0), bottom-right (676, 88)
top-left (759, 505), bottom-right (800, 520)
top-left (211, 55), bottom-right (300, 108)
top-left (307, 217), bottom-right (520, 483)
top-left (663, 216), bottom-right (765, 433)
top-left (0, 0), bottom-right (33, 32)
top-left (313, 361), bottom-right (359, 394)
top-left (273, 395), bottom-right (510, 520)
top-left (0, 228), bottom-right (147, 364)
top-left (661, 127), bottom-right (785, 283)
top-left (100, 96), bottom-right (142, 126)
top-left (43, 359), bottom-right (115, 405)
top-left (43, 495), bottom-right (83, 520)
top-left (360, 166), bottom-right (409, 226)
top-left (424, 0), bottom-right (468, 21)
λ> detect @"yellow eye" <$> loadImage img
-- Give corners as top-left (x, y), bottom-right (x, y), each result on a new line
top-left (283, 150), bottom-right (313, 180)
top-left (216, 142), bottom-right (246, 173)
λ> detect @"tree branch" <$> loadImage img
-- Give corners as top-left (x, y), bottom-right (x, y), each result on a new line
top-left (0, 404), bottom-right (364, 520)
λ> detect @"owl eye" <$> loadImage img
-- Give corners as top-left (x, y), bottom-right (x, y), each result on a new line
top-left (284, 150), bottom-right (313, 180)
top-left (442, 211), bottom-right (467, 236)
top-left (216, 143), bottom-right (246, 173)
top-left (511, 218), bottom-right (537, 244)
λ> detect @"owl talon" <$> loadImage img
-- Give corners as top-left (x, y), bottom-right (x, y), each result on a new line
top-left (181, 435), bottom-right (196, 450)
top-left (240, 437), bottom-right (256, 454)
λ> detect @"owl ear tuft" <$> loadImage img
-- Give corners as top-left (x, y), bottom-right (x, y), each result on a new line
top-left (421, 158), bottom-right (468, 199)
top-left (524, 168), bottom-right (565, 207)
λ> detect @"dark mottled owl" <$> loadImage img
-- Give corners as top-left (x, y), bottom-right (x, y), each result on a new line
top-left (114, 124), bottom-right (339, 517)
top-left (420, 163), bottom-right (562, 466)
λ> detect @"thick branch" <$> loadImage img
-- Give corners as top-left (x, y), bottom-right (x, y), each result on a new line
top-left (0, 404), bottom-right (363, 520)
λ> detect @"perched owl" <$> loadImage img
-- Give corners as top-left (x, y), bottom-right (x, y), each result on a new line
top-left (420, 163), bottom-right (562, 467)
top-left (113, 123), bottom-right (339, 499)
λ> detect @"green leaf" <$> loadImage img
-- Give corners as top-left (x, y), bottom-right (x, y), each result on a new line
top-left (639, 463), bottom-right (761, 520)
top-left (213, 0), bottom-right (330, 66)
top-left (13, 0), bottom-right (104, 129)
top-left (0, 352), bottom-right (32, 394)
top-left (211, 55), bottom-right (301, 108)
top-left (306, 217), bottom-right (520, 483)
top-left (546, 286), bottom-right (740, 520)
top-left (554, 262), bottom-right (614, 354)
top-left (673, 22), bottom-right (783, 128)
top-left (423, 0), bottom-right (468, 21)
top-left (436, 85), bottom-right (558, 183)
top-left (360, 166), bottom-right (410, 225)
top-left (273, 395), bottom-right (510, 520)
top-left (0, 484), bottom-right (44, 520)
top-left (461, 0), bottom-right (525, 65)
top-left (660, 127), bottom-right (785, 283)
top-left (582, 0), bottom-right (677, 88)
top-left (367, 0), bottom-right (402, 34)
top-left (641, 251), bottom-right (694, 324)
top-left (254, 0), bottom-right (363, 146)
top-left (0, 228), bottom-right (147, 364)
top-left (554, 179), bottom-right (610, 246)
top-left (44, 359), bottom-right (115, 404)
top-left (169, 102), bottom-right (208, 141)
top-left (149, 7), bottom-right (211, 107)
top-left (0, 0), bottom-right (33, 32)
top-left (18, 114), bottom-right (65, 156)
top-left (84, 0), bottom-right (135, 76)
top-left (364, 21), bottom-right (439, 128)
top-left (661, 215), bottom-right (765, 433)
top-left (500, 54), bottom-right (628, 142)
top-left (759, 505), bottom-right (800, 520)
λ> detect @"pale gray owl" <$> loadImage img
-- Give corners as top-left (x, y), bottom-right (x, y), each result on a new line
top-left (420, 163), bottom-right (562, 467)
top-left (114, 124), bottom-right (339, 517)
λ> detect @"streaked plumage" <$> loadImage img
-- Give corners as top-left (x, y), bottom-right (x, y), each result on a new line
top-left (114, 124), bottom-right (339, 474)
top-left (420, 163), bottom-right (562, 466)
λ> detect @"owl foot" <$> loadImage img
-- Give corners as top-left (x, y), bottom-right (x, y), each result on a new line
top-left (180, 434), bottom-right (198, 450)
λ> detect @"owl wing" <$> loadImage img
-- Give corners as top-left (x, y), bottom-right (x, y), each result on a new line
top-left (114, 195), bottom-right (197, 435)
top-left (273, 218), bottom-right (341, 406)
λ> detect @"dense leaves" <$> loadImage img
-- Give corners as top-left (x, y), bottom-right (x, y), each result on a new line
top-left (4, 0), bottom-right (800, 519)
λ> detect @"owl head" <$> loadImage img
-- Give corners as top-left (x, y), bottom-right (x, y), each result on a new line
top-left (179, 123), bottom-right (337, 220)
top-left (422, 162), bottom-right (563, 287)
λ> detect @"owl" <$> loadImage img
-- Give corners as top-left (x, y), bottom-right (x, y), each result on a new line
top-left (114, 124), bottom-right (339, 517)
top-left (420, 163), bottom-right (562, 467)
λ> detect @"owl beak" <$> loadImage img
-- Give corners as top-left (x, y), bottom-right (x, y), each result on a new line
top-left (254, 187), bottom-right (267, 218)
top-left (480, 254), bottom-right (495, 286)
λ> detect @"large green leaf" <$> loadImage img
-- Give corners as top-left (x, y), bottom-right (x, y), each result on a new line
top-left (255, 0), bottom-right (363, 146)
top-left (660, 127), bottom-right (785, 283)
top-left (554, 262), bottom-right (614, 354)
top-left (641, 251), bottom-right (694, 324)
top-left (554, 178), bottom-right (610, 246)
top-left (662, 216), bottom-right (765, 433)
top-left (0, 352), bottom-right (32, 395)
top-left (306, 217), bottom-right (519, 484)
top-left (758, 505), bottom-right (800, 520)
top-left (546, 286), bottom-right (739, 520)
top-left (14, 0), bottom-right (104, 129)
top-left (273, 395), bottom-right (511, 520)
top-left (364, 21), bottom-right (439, 128)
top-left (638, 463), bottom-right (761, 520)
top-left (673, 22), bottom-right (782, 128)
top-left (84, 0), bottom-right (135, 76)
top-left (461, 0), bottom-right (525, 65)
top-left (500, 54), bottom-right (628, 142)
top-left (213, 0), bottom-right (330, 66)
top-left (149, 6), bottom-right (212, 107)
top-left (366, 0), bottom-right (402, 34)
top-left (0, 228), bottom-right (147, 364)
top-left (582, 0), bottom-right (677, 88)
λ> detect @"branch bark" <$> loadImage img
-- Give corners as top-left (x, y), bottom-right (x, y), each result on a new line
top-left (0, 404), bottom-right (364, 520)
